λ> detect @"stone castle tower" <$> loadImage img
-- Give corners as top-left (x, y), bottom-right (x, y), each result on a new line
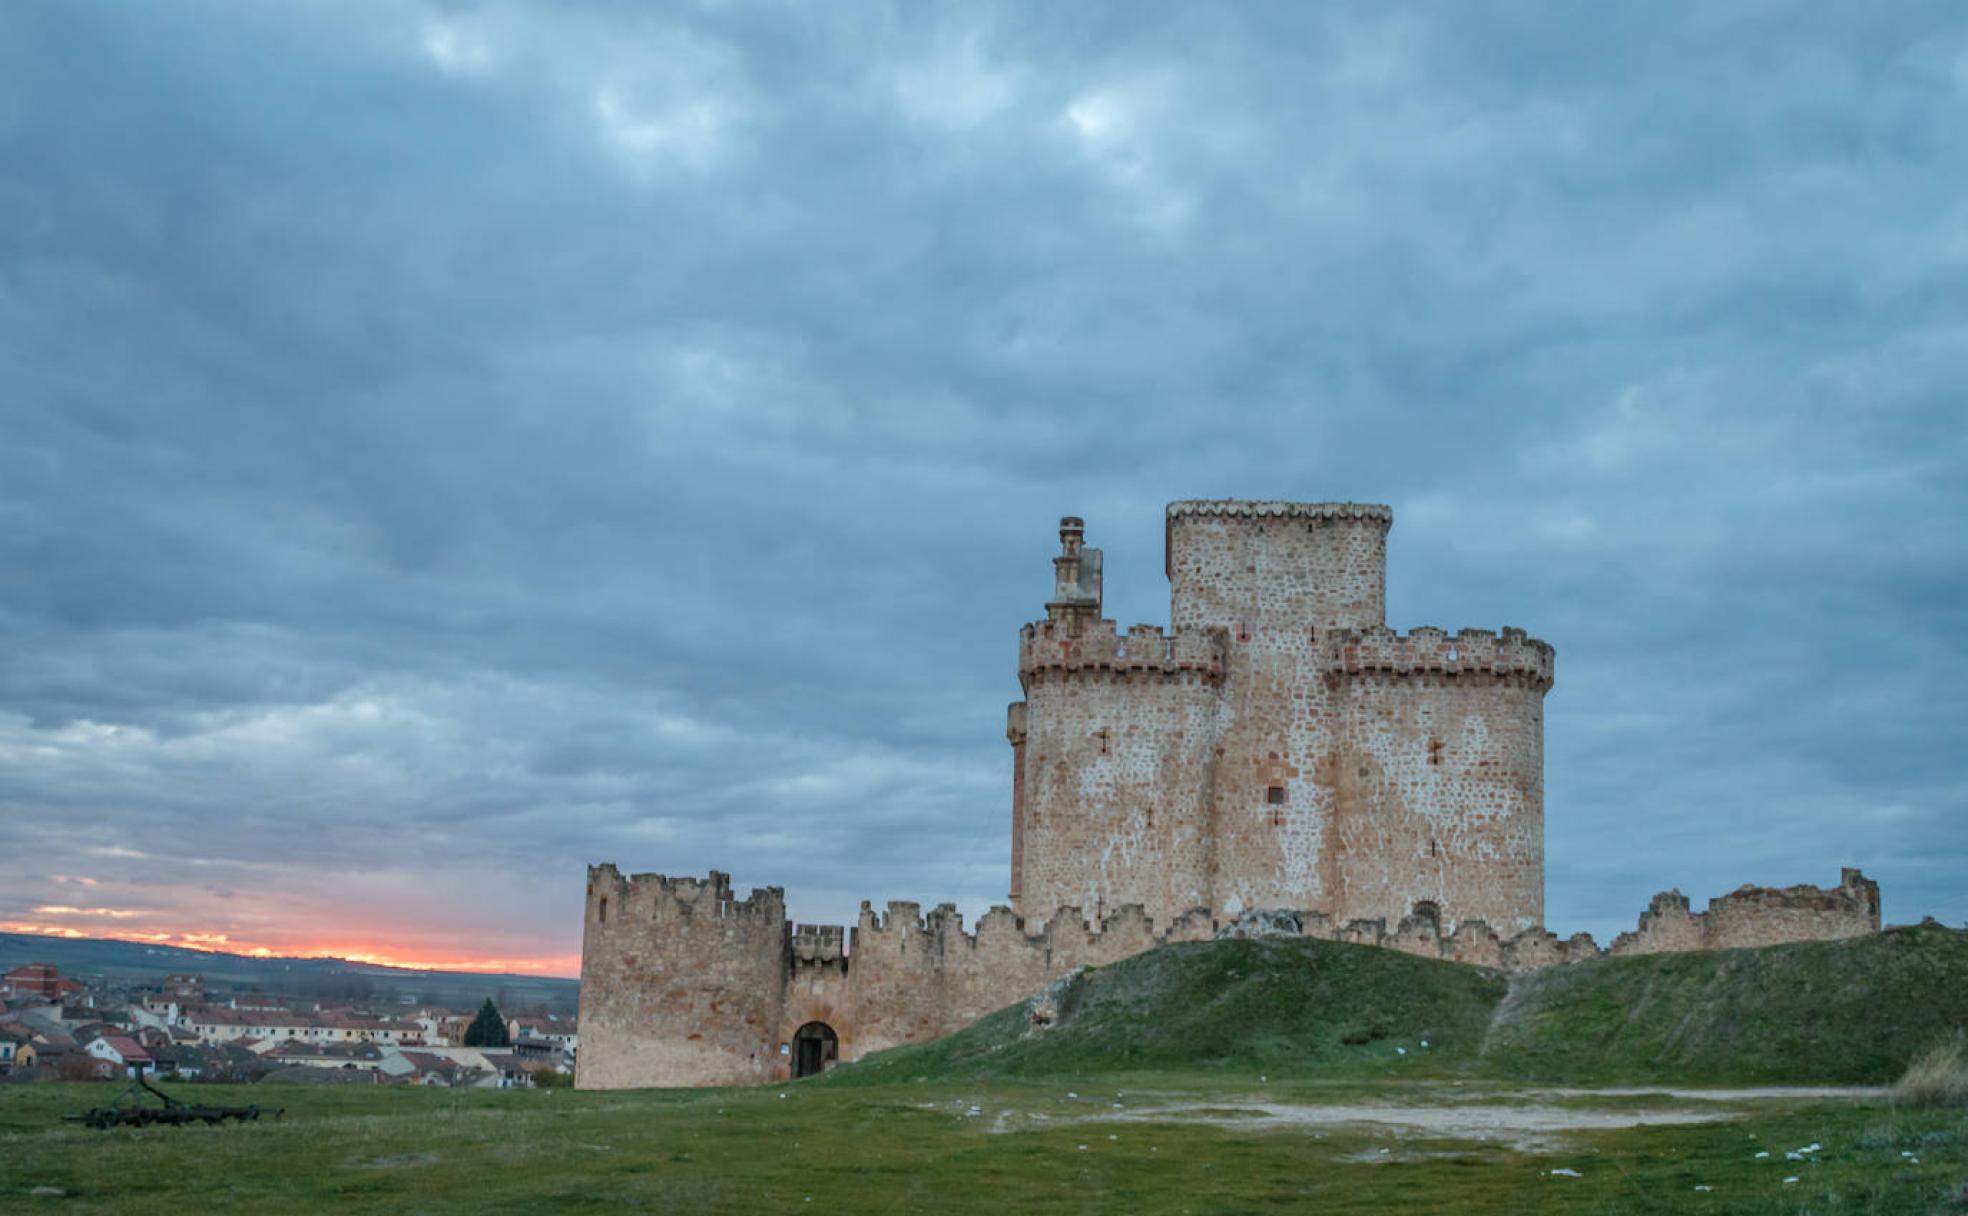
top-left (1010, 501), bottom-right (1553, 935)
top-left (576, 499), bottom-right (1877, 1090)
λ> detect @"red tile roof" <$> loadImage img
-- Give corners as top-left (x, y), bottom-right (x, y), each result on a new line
top-left (98, 1035), bottom-right (152, 1063)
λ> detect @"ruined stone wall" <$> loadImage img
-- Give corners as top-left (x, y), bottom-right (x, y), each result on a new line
top-left (1609, 868), bottom-right (1880, 955)
top-left (1606, 891), bottom-right (1705, 955)
top-left (577, 867), bottom-right (788, 1090)
top-left (1324, 627), bottom-right (1553, 934)
top-left (1702, 869), bottom-right (1880, 947)
top-left (1013, 619), bottom-right (1225, 929)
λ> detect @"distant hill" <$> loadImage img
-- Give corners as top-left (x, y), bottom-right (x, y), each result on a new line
top-left (831, 923), bottom-right (1968, 1087)
top-left (0, 932), bottom-right (579, 1013)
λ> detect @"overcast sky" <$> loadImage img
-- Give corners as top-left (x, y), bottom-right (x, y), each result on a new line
top-left (2, 3), bottom-right (1963, 975)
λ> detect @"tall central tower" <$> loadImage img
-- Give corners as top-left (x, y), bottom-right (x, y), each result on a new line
top-left (1008, 500), bottom-right (1554, 935)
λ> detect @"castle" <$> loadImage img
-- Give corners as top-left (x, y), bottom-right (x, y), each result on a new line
top-left (578, 500), bottom-right (1879, 1089)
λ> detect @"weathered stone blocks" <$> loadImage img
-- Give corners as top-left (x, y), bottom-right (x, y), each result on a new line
top-left (577, 501), bottom-right (1883, 1090)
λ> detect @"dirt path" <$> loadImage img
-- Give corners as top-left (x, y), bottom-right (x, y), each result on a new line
top-left (1009, 1086), bottom-right (1882, 1152)
top-left (1082, 1100), bottom-right (1724, 1149)
top-left (1534, 1086), bottom-right (1887, 1102)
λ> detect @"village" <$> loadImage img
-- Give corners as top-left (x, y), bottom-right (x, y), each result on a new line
top-left (0, 962), bottom-right (576, 1090)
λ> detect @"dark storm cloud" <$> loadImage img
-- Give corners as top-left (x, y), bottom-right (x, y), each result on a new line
top-left (2, 1), bottom-right (1963, 964)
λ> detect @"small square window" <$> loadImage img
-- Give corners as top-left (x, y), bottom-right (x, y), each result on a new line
top-left (1266, 785), bottom-right (1286, 805)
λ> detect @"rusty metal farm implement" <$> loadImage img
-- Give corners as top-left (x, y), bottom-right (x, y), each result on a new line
top-left (65, 1074), bottom-right (283, 1129)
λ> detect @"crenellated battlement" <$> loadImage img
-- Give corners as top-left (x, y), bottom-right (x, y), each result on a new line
top-left (1165, 499), bottom-right (1393, 526)
top-left (1324, 625), bottom-right (1555, 688)
top-left (1157, 501), bottom-right (1393, 582)
top-left (587, 865), bottom-right (785, 924)
top-left (792, 922), bottom-right (845, 963)
top-left (1018, 618), bottom-right (1227, 685)
top-left (847, 898), bottom-right (1202, 958)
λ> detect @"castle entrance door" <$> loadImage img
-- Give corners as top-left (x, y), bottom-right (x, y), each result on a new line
top-left (791, 1022), bottom-right (839, 1079)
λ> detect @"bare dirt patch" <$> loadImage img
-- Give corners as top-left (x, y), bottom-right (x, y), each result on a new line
top-left (1081, 1099), bottom-right (1726, 1151)
top-left (970, 1086), bottom-right (1886, 1151)
top-left (1535, 1086), bottom-right (1886, 1102)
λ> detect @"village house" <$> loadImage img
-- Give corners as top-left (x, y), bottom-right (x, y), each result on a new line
top-left (507, 1014), bottom-right (578, 1065)
top-left (1, 963), bottom-right (82, 1004)
top-left (378, 1049), bottom-right (483, 1087)
top-left (264, 1040), bottom-right (389, 1072)
top-left (85, 1034), bottom-right (152, 1078)
top-left (0, 1032), bottom-right (33, 1074)
top-left (178, 1006), bottom-right (424, 1046)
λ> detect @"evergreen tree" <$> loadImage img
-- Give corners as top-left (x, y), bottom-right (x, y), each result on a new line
top-left (463, 997), bottom-right (510, 1047)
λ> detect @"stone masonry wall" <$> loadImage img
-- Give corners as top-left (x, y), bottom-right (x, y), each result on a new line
top-left (1165, 501), bottom-right (1391, 632)
top-left (1609, 868), bottom-right (1880, 955)
top-left (1015, 619), bottom-right (1225, 930)
top-left (1326, 655), bottom-right (1548, 934)
top-left (577, 867), bottom-right (788, 1090)
top-left (1013, 502), bottom-right (1552, 934)
top-left (1168, 504), bottom-right (1391, 922)
top-left (577, 868), bottom-right (1881, 1088)
top-left (576, 499), bottom-right (1880, 1088)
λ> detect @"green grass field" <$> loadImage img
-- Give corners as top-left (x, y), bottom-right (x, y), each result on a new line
top-left (2, 1077), bottom-right (1964, 1213)
top-left (6, 927), bottom-right (1964, 1213)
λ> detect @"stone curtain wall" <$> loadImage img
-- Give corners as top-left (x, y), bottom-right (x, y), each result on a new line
top-left (577, 867), bottom-right (790, 1090)
top-left (578, 866), bottom-right (1880, 1088)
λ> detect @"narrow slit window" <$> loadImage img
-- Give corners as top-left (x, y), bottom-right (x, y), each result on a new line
top-left (598, 897), bottom-right (608, 924)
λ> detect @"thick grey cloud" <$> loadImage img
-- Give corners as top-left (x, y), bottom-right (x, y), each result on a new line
top-left (2, 1), bottom-right (1963, 969)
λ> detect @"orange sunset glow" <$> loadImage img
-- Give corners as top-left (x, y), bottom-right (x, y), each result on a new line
top-left (0, 921), bottom-right (581, 978)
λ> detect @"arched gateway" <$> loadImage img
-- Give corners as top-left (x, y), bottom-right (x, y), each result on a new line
top-left (790, 1021), bottom-right (838, 1079)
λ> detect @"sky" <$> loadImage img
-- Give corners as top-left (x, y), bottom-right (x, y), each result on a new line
top-left (2, 3), bottom-right (1964, 977)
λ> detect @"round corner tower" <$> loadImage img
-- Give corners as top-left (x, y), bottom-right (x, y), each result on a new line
top-left (1010, 500), bottom-right (1552, 937)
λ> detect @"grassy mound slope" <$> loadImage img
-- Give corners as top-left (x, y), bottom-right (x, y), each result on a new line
top-left (833, 923), bottom-right (1968, 1086)
top-left (829, 936), bottom-right (1508, 1084)
top-left (1482, 921), bottom-right (1968, 1085)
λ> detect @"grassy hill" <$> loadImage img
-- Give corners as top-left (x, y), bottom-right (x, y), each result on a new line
top-left (832, 922), bottom-right (1968, 1087)
top-left (833, 935), bottom-right (1505, 1084)
top-left (1481, 920), bottom-right (1968, 1084)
